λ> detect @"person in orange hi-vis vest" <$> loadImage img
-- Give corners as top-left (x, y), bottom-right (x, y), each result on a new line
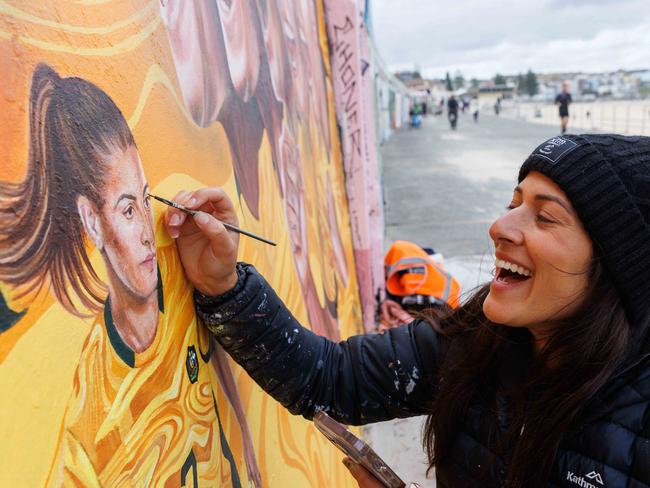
top-left (380, 241), bottom-right (461, 330)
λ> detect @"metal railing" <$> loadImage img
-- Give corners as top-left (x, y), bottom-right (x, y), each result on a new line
top-left (501, 100), bottom-right (650, 135)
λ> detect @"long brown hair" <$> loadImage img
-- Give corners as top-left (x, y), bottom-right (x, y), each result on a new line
top-left (0, 63), bottom-right (135, 316)
top-left (423, 258), bottom-right (631, 487)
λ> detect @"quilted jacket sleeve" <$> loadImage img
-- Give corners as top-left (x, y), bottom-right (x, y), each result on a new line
top-left (195, 263), bottom-right (444, 425)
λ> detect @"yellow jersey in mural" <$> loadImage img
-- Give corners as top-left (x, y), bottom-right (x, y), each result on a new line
top-left (47, 244), bottom-right (241, 487)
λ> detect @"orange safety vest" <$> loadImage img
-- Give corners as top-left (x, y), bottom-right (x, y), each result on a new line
top-left (384, 240), bottom-right (460, 308)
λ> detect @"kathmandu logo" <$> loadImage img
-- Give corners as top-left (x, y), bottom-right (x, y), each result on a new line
top-left (186, 345), bottom-right (199, 384)
top-left (566, 470), bottom-right (604, 487)
top-left (534, 136), bottom-right (579, 163)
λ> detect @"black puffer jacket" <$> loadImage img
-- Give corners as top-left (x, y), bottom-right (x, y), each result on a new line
top-left (196, 264), bottom-right (650, 487)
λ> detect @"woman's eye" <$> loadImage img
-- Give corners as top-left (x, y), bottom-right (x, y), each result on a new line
top-left (144, 195), bottom-right (151, 209)
top-left (536, 214), bottom-right (555, 224)
top-left (124, 206), bottom-right (135, 219)
top-left (506, 204), bottom-right (517, 210)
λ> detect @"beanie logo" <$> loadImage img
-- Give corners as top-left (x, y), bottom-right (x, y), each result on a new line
top-left (534, 136), bottom-right (579, 163)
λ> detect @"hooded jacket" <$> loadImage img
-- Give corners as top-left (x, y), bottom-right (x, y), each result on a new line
top-left (196, 264), bottom-right (650, 487)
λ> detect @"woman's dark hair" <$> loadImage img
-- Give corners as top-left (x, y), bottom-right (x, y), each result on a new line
top-left (0, 63), bottom-right (135, 316)
top-left (422, 258), bottom-right (630, 487)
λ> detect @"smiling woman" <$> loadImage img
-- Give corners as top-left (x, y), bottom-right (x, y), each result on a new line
top-left (167, 134), bottom-right (650, 488)
top-left (484, 172), bottom-right (594, 340)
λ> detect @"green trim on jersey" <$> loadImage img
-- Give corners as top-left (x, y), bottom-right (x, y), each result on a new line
top-left (104, 267), bottom-right (164, 367)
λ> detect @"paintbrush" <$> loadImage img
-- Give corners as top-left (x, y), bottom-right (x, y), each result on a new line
top-left (150, 194), bottom-right (276, 247)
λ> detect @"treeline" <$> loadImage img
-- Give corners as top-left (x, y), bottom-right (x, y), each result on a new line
top-left (444, 69), bottom-right (540, 96)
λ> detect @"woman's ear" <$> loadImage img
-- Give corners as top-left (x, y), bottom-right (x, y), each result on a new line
top-left (77, 196), bottom-right (104, 250)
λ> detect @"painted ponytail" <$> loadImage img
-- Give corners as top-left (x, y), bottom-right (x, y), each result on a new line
top-left (0, 63), bottom-right (135, 316)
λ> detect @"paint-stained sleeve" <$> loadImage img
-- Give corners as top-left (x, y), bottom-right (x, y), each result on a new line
top-left (195, 263), bottom-right (444, 425)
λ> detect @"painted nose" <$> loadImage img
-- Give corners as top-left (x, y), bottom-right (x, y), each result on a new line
top-left (140, 208), bottom-right (155, 248)
top-left (489, 210), bottom-right (524, 247)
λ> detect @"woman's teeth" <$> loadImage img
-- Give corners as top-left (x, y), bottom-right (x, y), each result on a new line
top-left (495, 259), bottom-right (532, 277)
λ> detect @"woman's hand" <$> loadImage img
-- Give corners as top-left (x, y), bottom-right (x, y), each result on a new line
top-left (380, 299), bottom-right (414, 330)
top-left (164, 188), bottom-right (239, 296)
top-left (342, 458), bottom-right (385, 488)
top-left (342, 457), bottom-right (422, 488)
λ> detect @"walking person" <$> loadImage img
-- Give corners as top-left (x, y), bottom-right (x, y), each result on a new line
top-left (470, 97), bottom-right (479, 123)
top-left (556, 81), bottom-right (573, 134)
top-left (447, 94), bottom-right (459, 130)
top-left (166, 134), bottom-right (650, 488)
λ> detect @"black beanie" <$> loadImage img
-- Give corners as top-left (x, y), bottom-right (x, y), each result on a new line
top-left (518, 134), bottom-right (650, 327)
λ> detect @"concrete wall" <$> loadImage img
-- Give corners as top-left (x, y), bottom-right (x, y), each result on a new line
top-left (371, 40), bottom-right (412, 142)
top-left (0, 1), bottom-right (361, 486)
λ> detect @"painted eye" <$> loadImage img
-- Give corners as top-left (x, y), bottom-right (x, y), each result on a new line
top-left (124, 205), bottom-right (135, 219)
top-left (144, 195), bottom-right (151, 209)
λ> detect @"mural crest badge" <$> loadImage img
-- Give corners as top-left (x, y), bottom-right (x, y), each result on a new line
top-left (186, 345), bottom-right (199, 384)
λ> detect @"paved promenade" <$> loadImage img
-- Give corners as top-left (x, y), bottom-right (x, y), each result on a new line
top-left (362, 112), bottom-right (568, 486)
top-left (383, 111), bottom-right (564, 257)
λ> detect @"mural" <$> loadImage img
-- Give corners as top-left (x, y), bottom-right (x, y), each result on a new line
top-left (323, 0), bottom-right (384, 332)
top-left (0, 1), bottom-right (362, 486)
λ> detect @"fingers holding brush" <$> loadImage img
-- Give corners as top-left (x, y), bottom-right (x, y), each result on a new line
top-left (164, 190), bottom-right (192, 237)
top-left (192, 209), bottom-right (240, 256)
top-left (164, 188), bottom-right (239, 237)
top-left (162, 187), bottom-right (240, 296)
top-left (161, 187), bottom-right (275, 247)
top-left (185, 187), bottom-right (239, 227)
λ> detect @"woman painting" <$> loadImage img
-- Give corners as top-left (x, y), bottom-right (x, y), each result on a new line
top-left (0, 64), bottom-right (249, 486)
top-left (166, 134), bottom-right (650, 487)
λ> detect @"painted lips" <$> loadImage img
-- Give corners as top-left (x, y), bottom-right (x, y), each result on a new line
top-left (141, 254), bottom-right (156, 272)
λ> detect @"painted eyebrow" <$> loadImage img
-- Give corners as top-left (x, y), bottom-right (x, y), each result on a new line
top-left (114, 193), bottom-right (137, 210)
top-left (513, 186), bottom-right (574, 214)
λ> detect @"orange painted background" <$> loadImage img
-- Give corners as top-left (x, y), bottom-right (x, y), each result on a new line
top-left (0, 1), bottom-right (362, 486)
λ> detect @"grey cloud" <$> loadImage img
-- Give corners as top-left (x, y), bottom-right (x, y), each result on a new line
top-left (371, 0), bottom-right (650, 76)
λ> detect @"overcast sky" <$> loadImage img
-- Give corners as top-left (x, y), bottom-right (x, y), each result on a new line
top-left (371, 0), bottom-right (650, 79)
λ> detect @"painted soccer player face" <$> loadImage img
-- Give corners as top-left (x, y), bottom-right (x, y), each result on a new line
top-left (255, 0), bottom-right (291, 103)
top-left (278, 121), bottom-right (308, 281)
top-left (277, 0), bottom-right (307, 114)
top-left (325, 176), bottom-right (349, 286)
top-left (483, 172), bottom-right (593, 332)
top-left (159, 0), bottom-right (230, 127)
top-left (296, 0), bottom-right (330, 144)
top-left (79, 145), bottom-right (157, 302)
top-left (216, 0), bottom-right (261, 101)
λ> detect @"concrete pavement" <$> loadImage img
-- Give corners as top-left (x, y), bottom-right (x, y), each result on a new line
top-left (383, 111), bottom-right (565, 257)
top-left (362, 112), bottom-right (568, 486)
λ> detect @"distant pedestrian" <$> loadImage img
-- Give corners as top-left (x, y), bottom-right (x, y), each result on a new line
top-left (409, 104), bottom-right (422, 128)
top-left (494, 97), bottom-right (501, 116)
top-left (555, 81), bottom-right (572, 134)
top-left (447, 95), bottom-right (458, 130)
top-left (470, 98), bottom-right (479, 123)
